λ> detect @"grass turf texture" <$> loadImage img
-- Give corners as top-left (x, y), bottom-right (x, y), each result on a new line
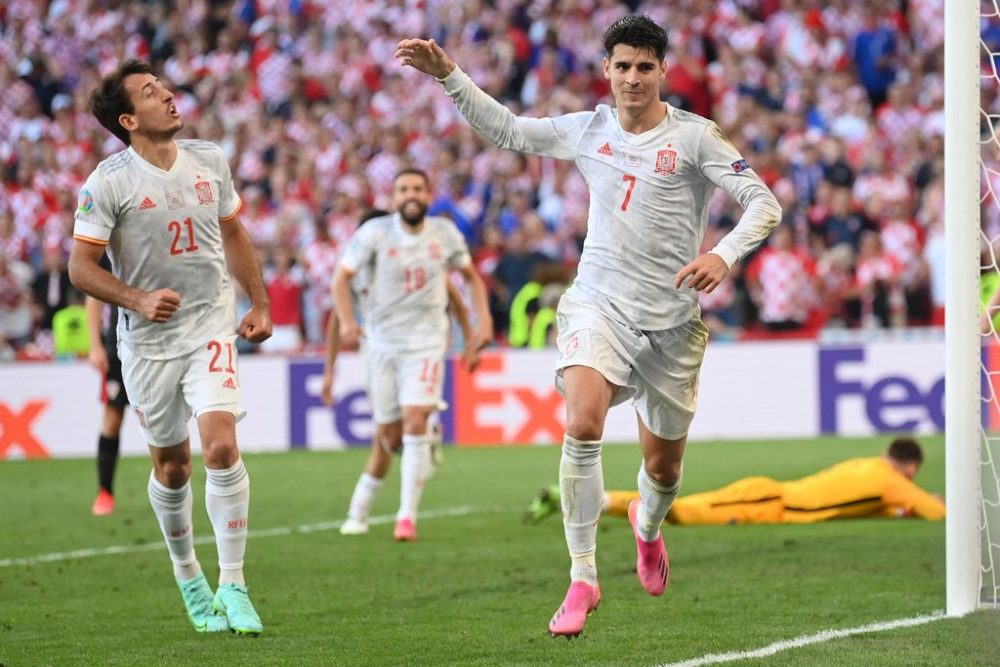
top-left (1, 436), bottom-right (997, 666)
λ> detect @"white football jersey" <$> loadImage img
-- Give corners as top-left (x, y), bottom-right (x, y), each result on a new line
top-left (441, 66), bottom-right (781, 330)
top-left (73, 140), bottom-right (242, 359)
top-left (339, 213), bottom-right (471, 352)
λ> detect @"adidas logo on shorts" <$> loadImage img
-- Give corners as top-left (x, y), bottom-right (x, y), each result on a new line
top-left (222, 377), bottom-right (237, 389)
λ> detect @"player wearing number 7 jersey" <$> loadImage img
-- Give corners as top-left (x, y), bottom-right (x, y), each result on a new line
top-left (68, 60), bottom-right (271, 635)
top-left (397, 15), bottom-right (781, 638)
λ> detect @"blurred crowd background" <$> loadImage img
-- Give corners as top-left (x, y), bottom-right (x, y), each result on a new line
top-left (0, 0), bottom-right (953, 359)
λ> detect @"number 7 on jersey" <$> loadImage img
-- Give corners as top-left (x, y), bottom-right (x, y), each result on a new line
top-left (621, 174), bottom-right (637, 212)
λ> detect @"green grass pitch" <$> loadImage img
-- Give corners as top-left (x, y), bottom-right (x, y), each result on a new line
top-left (1, 436), bottom-right (998, 666)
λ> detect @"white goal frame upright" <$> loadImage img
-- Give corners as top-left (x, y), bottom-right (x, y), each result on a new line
top-left (945, 0), bottom-right (983, 616)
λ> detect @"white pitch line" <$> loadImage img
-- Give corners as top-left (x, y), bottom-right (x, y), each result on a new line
top-left (656, 611), bottom-right (948, 667)
top-left (0, 505), bottom-right (478, 568)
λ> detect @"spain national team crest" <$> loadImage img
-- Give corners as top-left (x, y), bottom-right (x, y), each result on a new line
top-left (655, 149), bottom-right (677, 175)
top-left (194, 180), bottom-right (214, 205)
top-left (428, 242), bottom-right (442, 260)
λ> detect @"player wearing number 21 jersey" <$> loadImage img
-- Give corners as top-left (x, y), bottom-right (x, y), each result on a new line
top-left (69, 60), bottom-right (271, 635)
top-left (397, 15), bottom-right (781, 638)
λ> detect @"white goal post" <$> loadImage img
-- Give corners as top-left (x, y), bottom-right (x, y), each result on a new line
top-left (948, 0), bottom-right (996, 616)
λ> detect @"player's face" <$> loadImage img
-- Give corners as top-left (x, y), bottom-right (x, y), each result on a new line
top-left (900, 461), bottom-right (919, 481)
top-left (604, 45), bottom-right (666, 117)
top-left (120, 73), bottom-right (183, 140)
top-left (393, 174), bottom-right (430, 225)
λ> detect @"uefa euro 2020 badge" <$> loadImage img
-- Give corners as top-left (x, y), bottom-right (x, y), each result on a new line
top-left (78, 189), bottom-right (94, 214)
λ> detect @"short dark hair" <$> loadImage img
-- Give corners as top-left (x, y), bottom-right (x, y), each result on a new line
top-left (602, 15), bottom-right (668, 61)
top-left (887, 437), bottom-right (924, 465)
top-left (359, 208), bottom-right (389, 226)
top-left (394, 168), bottom-right (429, 187)
top-left (88, 59), bottom-right (155, 146)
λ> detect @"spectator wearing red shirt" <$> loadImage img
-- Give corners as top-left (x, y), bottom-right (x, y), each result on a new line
top-left (261, 246), bottom-right (304, 353)
top-left (746, 225), bottom-right (821, 332)
top-left (855, 229), bottom-right (904, 328)
top-left (300, 219), bottom-right (340, 346)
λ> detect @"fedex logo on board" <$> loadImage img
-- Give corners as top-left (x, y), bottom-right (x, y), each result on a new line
top-left (288, 361), bottom-right (375, 447)
top-left (288, 354), bottom-right (564, 447)
top-left (287, 361), bottom-right (455, 447)
top-left (453, 353), bottom-right (564, 445)
top-left (818, 348), bottom-right (944, 433)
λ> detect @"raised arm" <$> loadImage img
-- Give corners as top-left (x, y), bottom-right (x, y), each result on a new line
top-left (395, 38), bottom-right (590, 160)
top-left (220, 217), bottom-right (272, 344)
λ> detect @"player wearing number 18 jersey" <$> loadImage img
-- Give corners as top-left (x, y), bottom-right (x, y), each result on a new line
top-left (397, 15), bottom-right (781, 637)
top-left (333, 169), bottom-right (492, 542)
top-left (68, 60), bottom-right (272, 635)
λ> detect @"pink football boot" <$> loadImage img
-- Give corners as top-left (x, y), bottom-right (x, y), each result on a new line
top-left (393, 518), bottom-right (418, 542)
top-left (628, 499), bottom-right (669, 596)
top-left (548, 581), bottom-right (601, 638)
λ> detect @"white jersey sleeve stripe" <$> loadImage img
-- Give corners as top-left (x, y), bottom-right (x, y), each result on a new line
top-left (73, 220), bottom-right (112, 243)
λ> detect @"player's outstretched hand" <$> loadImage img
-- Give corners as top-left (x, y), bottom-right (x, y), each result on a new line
top-left (395, 38), bottom-right (456, 79)
top-left (238, 306), bottom-right (272, 344)
top-left (88, 345), bottom-right (109, 374)
top-left (139, 288), bottom-right (181, 323)
top-left (675, 253), bottom-right (729, 293)
top-left (339, 319), bottom-right (363, 349)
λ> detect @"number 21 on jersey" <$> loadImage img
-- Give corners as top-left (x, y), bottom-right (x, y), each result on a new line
top-left (169, 217), bottom-right (199, 255)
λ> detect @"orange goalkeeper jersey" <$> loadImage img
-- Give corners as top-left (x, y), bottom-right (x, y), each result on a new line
top-left (781, 457), bottom-right (945, 524)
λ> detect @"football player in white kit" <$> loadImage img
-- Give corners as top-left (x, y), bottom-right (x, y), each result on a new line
top-left (332, 169), bottom-right (492, 542)
top-left (397, 15), bottom-right (781, 637)
top-left (68, 61), bottom-right (272, 635)
top-left (321, 208), bottom-right (479, 537)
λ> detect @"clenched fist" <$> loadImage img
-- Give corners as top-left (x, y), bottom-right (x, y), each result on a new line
top-left (138, 289), bottom-right (182, 323)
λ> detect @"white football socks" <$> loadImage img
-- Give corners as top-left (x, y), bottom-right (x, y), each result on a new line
top-left (205, 458), bottom-right (250, 587)
top-left (636, 462), bottom-right (682, 542)
top-left (397, 433), bottom-right (432, 522)
top-left (347, 472), bottom-right (384, 521)
top-left (560, 435), bottom-right (603, 586)
top-left (147, 473), bottom-right (201, 581)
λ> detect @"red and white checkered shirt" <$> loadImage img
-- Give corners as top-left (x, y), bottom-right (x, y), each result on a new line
top-left (747, 248), bottom-right (818, 323)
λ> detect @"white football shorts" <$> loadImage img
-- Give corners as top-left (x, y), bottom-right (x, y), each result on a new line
top-left (554, 290), bottom-right (709, 440)
top-left (119, 332), bottom-right (245, 447)
top-left (365, 344), bottom-right (447, 425)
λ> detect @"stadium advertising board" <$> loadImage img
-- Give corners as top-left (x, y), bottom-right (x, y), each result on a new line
top-left (0, 341), bottom-right (949, 459)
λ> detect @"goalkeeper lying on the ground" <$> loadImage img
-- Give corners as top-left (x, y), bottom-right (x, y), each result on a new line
top-left (524, 437), bottom-right (945, 526)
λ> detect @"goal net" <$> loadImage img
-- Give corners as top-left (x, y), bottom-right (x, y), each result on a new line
top-left (976, 0), bottom-right (1000, 611)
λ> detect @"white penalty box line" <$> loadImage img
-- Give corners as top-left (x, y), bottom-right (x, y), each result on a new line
top-left (0, 505), bottom-right (480, 568)
top-left (656, 611), bottom-right (948, 667)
